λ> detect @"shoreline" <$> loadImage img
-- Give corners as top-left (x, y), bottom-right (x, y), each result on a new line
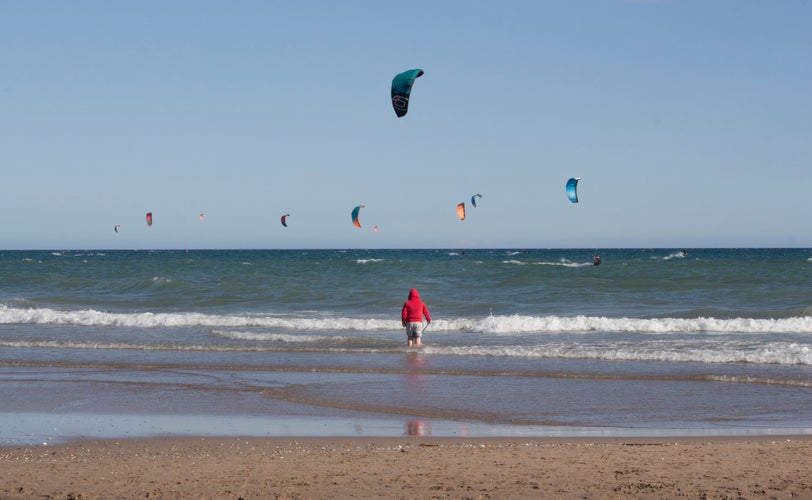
top-left (3, 435), bottom-right (811, 498)
top-left (4, 410), bottom-right (810, 448)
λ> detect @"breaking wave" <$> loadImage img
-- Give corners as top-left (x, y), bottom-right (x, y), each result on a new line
top-left (2, 305), bottom-right (812, 335)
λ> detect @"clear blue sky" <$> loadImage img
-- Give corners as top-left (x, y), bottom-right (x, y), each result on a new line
top-left (2, 1), bottom-right (810, 249)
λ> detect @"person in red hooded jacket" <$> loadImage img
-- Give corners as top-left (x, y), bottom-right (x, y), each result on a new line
top-left (401, 288), bottom-right (431, 347)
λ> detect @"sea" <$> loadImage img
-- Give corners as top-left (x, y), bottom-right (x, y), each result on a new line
top-left (1, 248), bottom-right (811, 445)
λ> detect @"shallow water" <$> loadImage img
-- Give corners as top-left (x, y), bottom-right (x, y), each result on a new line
top-left (1, 249), bottom-right (811, 444)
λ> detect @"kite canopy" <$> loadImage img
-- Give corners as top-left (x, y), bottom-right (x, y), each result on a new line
top-left (281, 214), bottom-right (290, 227)
top-left (456, 203), bottom-right (466, 220)
top-left (199, 213), bottom-right (205, 221)
top-left (351, 205), bottom-right (365, 228)
top-left (114, 224), bottom-right (121, 233)
top-left (566, 177), bottom-right (580, 203)
top-left (391, 69), bottom-right (424, 117)
top-left (146, 212), bottom-right (153, 227)
top-left (471, 193), bottom-right (482, 207)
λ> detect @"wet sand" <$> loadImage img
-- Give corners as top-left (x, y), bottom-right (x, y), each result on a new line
top-left (2, 435), bottom-right (811, 499)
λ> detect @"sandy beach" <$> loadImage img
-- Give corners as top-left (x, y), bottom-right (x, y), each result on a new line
top-left (2, 435), bottom-right (810, 499)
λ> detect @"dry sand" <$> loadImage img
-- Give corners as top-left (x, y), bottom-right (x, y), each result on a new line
top-left (2, 435), bottom-right (811, 499)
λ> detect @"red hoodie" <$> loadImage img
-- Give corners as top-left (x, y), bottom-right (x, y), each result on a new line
top-left (402, 288), bottom-right (430, 324)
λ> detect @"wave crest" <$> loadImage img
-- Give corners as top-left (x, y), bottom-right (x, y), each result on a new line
top-left (2, 306), bottom-right (811, 334)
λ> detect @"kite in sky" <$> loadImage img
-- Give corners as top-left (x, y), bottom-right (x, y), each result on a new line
top-left (114, 224), bottom-right (121, 233)
top-left (351, 205), bottom-right (365, 228)
top-left (456, 203), bottom-right (465, 220)
top-left (281, 214), bottom-right (290, 227)
top-left (199, 213), bottom-right (205, 221)
top-left (471, 193), bottom-right (482, 207)
top-left (391, 69), bottom-right (424, 118)
top-left (566, 177), bottom-right (581, 203)
top-left (146, 212), bottom-right (153, 227)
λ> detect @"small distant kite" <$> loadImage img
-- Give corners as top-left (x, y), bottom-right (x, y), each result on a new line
top-left (373, 225), bottom-right (379, 232)
top-left (146, 212), bottom-right (153, 227)
top-left (566, 177), bottom-right (580, 203)
top-left (391, 69), bottom-right (424, 118)
top-left (114, 224), bottom-right (121, 233)
top-left (351, 205), bottom-right (365, 228)
top-left (471, 193), bottom-right (482, 207)
top-left (281, 214), bottom-right (290, 227)
top-left (199, 213), bottom-right (205, 221)
top-left (456, 203), bottom-right (466, 221)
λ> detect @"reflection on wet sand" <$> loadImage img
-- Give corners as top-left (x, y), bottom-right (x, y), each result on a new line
top-left (406, 420), bottom-right (429, 436)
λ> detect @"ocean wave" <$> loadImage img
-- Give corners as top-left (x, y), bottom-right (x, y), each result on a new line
top-left (2, 305), bottom-right (812, 334)
top-left (356, 258), bottom-right (384, 264)
top-left (427, 342), bottom-right (812, 366)
top-left (2, 339), bottom-right (810, 368)
top-left (501, 257), bottom-right (592, 267)
top-left (460, 314), bottom-right (812, 335)
top-left (651, 251), bottom-right (687, 261)
top-left (536, 259), bottom-right (593, 268)
top-left (212, 330), bottom-right (339, 343)
top-left (0, 305), bottom-right (397, 330)
top-left (0, 340), bottom-right (274, 352)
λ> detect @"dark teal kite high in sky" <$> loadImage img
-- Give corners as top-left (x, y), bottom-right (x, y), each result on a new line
top-left (391, 69), bottom-right (424, 117)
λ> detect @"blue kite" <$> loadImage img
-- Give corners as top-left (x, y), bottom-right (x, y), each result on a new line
top-left (566, 177), bottom-right (580, 203)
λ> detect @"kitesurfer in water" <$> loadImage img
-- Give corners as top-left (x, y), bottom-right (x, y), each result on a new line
top-left (592, 254), bottom-right (602, 266)
top-left (402, 288), bottom-right (431, 347)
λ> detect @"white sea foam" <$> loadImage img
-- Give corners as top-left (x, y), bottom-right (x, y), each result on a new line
top-left (536, 259), bottom-right (593, 268)
top-left (3, 338), bottom-right (809, 367)
top-left (652, 251), bottom-right (687, 261)
top-left (0, 305), bottom-right (397, 330)
top-left (429, 342), bottom-right (812, 367)
top-left (356, 258), bottom-right (384, 264)
top-left (2, 305), bottom-right (812, 335)
top-left (460, 314), bottom-right (812, 335)
top-left (0, 340), bottom-right (264, 352)
top-left (212, 330), bottom-right (338, 343)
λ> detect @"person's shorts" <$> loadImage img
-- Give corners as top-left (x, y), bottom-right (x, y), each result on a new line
top-left (405, 322), bottom-right (423, 339)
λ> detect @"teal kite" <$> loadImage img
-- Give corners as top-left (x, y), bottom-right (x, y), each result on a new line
top-left (566, 177), bottom-right (580, 203)
top-left (391, 69), bottom-right (424, 117)
top-left (351, 205), bottom-right (365, 228)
